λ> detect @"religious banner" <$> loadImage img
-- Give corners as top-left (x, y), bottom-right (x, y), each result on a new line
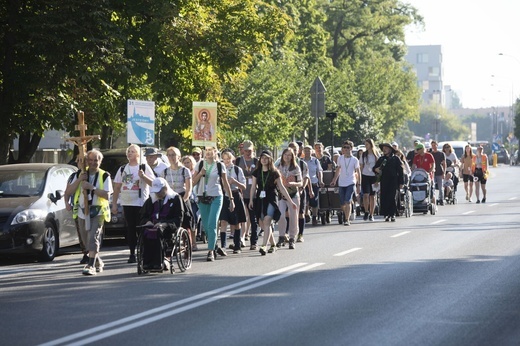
top-left (192, 101), bottom-right (217, 147)
top-left (127, 99), bottom-right (155, 145)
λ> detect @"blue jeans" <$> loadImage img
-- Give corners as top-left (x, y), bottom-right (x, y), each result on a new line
top-left (198, 195), bottom-right (223, 251)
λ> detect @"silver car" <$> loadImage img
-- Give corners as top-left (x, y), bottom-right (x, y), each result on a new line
top-left (0, 163), bottom-right (78, 261)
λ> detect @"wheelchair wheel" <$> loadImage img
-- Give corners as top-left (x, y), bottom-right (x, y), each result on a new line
top-left (136, 232), bottom-right (146, 275)
top-left (175, 228), bottom-right (192, 272)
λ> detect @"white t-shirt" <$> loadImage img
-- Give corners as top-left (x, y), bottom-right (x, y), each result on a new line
top-left (114, 163), bottom-right (155, 206)
top-left (361, 153), bottom-right (377, 176)
top-left (337, 155), bottom-right (359, 187)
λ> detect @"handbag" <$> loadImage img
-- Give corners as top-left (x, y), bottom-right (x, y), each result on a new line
top-left (198, 194), bottom-right (215, 204)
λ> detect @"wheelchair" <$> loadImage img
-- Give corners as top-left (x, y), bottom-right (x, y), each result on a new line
top-left (136, 223), bottom-right (192, 275)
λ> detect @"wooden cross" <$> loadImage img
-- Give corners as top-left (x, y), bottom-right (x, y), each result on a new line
top-left (66, 111), bottom-right (101, 225)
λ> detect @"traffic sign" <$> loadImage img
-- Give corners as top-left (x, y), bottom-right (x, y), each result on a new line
top-left (492, 142), bottom-right (500, 152)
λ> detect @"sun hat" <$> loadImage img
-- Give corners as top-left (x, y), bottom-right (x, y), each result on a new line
top-left (144, 147), bottom-right (159, 156)
top-left (379, 143), bottom-right (396, 153)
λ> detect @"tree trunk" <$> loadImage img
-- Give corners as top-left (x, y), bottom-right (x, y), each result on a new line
top-left (15, 131), bottom-right (42, 163)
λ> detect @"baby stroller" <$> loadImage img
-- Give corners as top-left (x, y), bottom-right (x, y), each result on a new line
top-left (397, 183), bottom-right (413, 217)
top-left (410, 169), bottom-right (436, 215)
top-left (444, 159), bottom-right (458, 205)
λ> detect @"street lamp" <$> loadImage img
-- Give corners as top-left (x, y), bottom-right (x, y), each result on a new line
top-left (434, 114), bottom-right (441, 141)
top-left (325, 112), bottom-right (337, 150)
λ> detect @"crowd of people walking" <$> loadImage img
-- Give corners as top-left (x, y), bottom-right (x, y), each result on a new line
top-left (69, 138), bottom-right (491, 274)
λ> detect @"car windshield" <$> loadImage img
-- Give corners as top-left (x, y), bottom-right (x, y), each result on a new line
top-left (0, 170), bottom-right (45, 197)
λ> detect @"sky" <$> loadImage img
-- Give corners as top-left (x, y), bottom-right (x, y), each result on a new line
top-left (404, 0), bottom-right (520, 109)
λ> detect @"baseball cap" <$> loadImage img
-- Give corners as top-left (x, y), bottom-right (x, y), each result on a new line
top-left (192, 147), bottom-right (202, 154)
top-left (150, 177), bottom-right (168, 193)
top-left (260, 150), bottom-right (272, 158)
top-left (242, 140), bottom-right (254, 151)
top-left (391, 142), bottom-right (398, 147)
top-left (415, 143), bottom-right (425, 150)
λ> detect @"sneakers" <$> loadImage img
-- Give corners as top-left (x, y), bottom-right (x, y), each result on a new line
top-left (343, 220), bottom-right (350, 226)
top-left (363, 212), bottom-right (369, 221)
top-left (476, 199), bottom-right (480, 204)
top-left (468, 198), bottom-right (472, 202)
top-left (79, 254), bottom-right (89, 264)
top-left (297, 234), bottom-right (304, 243)
top-left (82, 266), bottom-right (96, 276)
top-left (207, 251), bottom-right (215, 261)
top-left (482, 198), bottom-right (486, 203)
top-left (305, 214), bottom-right (311, 223)
top-left (369, 215), bottom-right (374, 222)
top-left (288, 238), bottom-right (295, 249)
top-left (276, 236), bottom-right (286, 248)
top-left (268, 245), bottom-right (277, 253)
top-left (95, 259), bottom-right (104, 273)
top-left (233, 248), bottom-right (242, 254)
top-left (385, 216), bottom-right (390, 222)
top-left (250, 244), bottom-right (257, 250)
top-left (312, 217), bottom-right (318, 226)
top-left (128, 254), bottom-right (136, 263)
top-left (390, 216), bottom-right (396, 222)
top-left (228, 244), bottom-right (235, 250)
top-left (259, 246), bottom-right (267, 256)
top-left (216, 247), bottom-right (228, 257)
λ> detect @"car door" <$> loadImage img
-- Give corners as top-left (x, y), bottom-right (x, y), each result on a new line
top-left (46, 166), bottom-right (78, 247)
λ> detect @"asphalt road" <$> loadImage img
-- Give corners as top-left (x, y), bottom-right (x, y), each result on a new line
top-left (1, 164), bottom-right (519, 346)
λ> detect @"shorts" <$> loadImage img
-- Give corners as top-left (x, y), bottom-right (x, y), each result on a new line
top-left (361, 175), bottom-right (377, 196)
top-left (219, 191), bottom-right (247, 225)
top-left (338, 184), bottom-right (355, 206)
top-left (308, 184), bottom-right (319, 208)
top-left (462, 174), bottom-right (473, 183)
top-left (473, 168), bottom-right (487, 184)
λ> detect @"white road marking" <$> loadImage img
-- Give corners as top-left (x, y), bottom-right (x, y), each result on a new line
top-left (431, 219), bottom-right (446, 225)
top-left (391, 231), bottom-right (410, 238)
top-left (489, 203), bottom-right (499, 207)
top-left (508, 197), bottom-right (517, 200)
top-left (462, 211), bottom-right (475, 215)
top-left (333, 248), bottom-right (362, 257)
top-left (39, 262), bottom-right (324, 346)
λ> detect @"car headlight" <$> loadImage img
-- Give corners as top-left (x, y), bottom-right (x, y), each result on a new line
top-left (11, 209), bottom-right (46, 225)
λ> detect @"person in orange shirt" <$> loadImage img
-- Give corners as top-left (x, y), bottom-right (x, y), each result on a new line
top-left (472, 146), bottom-right (488, 203)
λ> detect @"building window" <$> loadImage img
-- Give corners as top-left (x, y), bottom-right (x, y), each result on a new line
top-left (428, 67), bottom-right (440, 77)
top-left (417, 53), bottom-right (429, 63)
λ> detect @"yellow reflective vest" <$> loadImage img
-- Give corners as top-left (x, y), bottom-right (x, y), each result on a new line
top-left (73, 168), bottom-right (111, 222)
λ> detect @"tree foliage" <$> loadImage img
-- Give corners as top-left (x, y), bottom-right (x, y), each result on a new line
top-left (1, 0), bottom-right (428, 163)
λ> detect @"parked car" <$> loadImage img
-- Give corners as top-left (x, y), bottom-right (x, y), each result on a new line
top-left (496, 146), bottom-right (510, 164)
top-left (0, 163), bottom-right (78, 261)
top-left (100, 149), bottom-right (129, 238)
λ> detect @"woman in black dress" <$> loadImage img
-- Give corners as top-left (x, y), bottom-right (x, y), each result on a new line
top-left (373, 143), bottom-right (404, 222)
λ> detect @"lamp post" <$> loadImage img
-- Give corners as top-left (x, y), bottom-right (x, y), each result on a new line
top-left (498, 53), bottom-right (520, 137)
top-left (434, 114), bottom-right (441, 141)
top-left (325, 112), bottom-right (337, 150)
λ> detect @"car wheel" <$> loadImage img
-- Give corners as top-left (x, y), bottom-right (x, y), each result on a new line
top-left (39, 224), bottom-right (58, 262)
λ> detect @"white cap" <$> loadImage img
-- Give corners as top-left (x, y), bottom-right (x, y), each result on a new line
top-left (150, 177), bottom-right (168, 193)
